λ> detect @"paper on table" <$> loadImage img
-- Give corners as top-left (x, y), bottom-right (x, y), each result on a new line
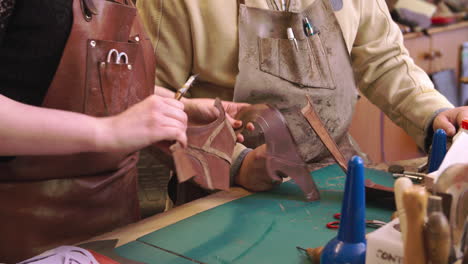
top-left (428, 131), bottom-right (468, 186)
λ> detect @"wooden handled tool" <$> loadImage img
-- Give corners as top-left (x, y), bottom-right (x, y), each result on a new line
top-left (424, 197), bottom-right (451, 264)
top-left (301, 95), bottom-right (347, 173)
top-left (395, 177), bottom-right (413, 243)
top-left (297, 246), bottom-right (323, 263)
top-left (402, 186), bottom-right (428, 264)
top-left (174, 74), bottom-right (198, 100)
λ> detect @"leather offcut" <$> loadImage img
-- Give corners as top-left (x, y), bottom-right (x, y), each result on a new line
top-left (171, 99), bottom-right (237, 191)
top-left (235, 104), bottom-right (320, 201)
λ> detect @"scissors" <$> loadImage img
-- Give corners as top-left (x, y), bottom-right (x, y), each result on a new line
top-left (326, 213), bottom-right (386, 229)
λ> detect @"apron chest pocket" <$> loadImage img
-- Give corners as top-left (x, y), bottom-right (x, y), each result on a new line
top-left (85, 39), bottom-right (149, 117)
top-left (258, 34), bottom-right (335, 89)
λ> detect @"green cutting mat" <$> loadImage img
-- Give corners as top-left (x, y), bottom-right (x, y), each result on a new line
top-left (116, 165), bottom-right (394, 264)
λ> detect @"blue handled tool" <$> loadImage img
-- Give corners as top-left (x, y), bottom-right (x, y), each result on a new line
top-left (321, 156), bottom-right (367, 264)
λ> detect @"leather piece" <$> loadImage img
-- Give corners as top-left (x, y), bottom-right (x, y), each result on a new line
top-left (301, 95), bottom-right (348, 173)
top-left (233, 0), bottom-right (358, 165)
top-left (235, 104), bottom-right (320, 201)
top-left (171, 99), bottom-right (236, 191)
top-left (0, 0), bottom-right (154, 262)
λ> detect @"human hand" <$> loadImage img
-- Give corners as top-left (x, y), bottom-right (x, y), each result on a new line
top-left (183, 98), bottom-right (254, 142)
top-left (432, 106), bottom-right (468, 136)
top-left (234, 144), bottom-right (282, 192)
top-left (98, 95), bottom-right (187, 153)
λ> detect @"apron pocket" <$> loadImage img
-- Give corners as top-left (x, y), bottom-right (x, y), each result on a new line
top-left (258, 34), bottom-right (335, 89)
top-left (85, 39), bottom-right (148, 116)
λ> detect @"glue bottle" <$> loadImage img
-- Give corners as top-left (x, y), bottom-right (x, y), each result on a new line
top-left (321, 156), bottom-right (366, 264)
top-left (452, 119), bottom-right (468, 142)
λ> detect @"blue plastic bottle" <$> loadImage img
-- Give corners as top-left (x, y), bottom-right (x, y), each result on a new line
top-left (428, 128), bottom-right (447, 173)
top-left (321, 156), bottom-right (366, 264)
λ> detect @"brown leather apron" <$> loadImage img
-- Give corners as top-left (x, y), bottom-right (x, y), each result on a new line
top-left (233, 0), bottom-right (359, 170)
top-left (0, 0), bottom-right (154, 262)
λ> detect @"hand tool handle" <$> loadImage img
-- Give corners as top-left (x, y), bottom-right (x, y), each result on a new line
top-left (402, 186), bottom-right (428, 264)
top-left (424, 211), bottom-right (451, 264)
top-left (395, 177), bottom-right (413, 243)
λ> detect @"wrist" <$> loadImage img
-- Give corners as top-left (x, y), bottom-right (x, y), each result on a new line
top-left (93, 117), bottom-right (115, 152)
top-left (231, 148), bottom-right (253, 186)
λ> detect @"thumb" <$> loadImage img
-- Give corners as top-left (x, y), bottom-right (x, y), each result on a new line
top-left (433, 113), bottom-right (456, 136)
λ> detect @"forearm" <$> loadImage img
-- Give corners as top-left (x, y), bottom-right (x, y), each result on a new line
top-left (0, 95), bottom-right (104, 155)
top-left (351, 0), bottom-right (453, 148)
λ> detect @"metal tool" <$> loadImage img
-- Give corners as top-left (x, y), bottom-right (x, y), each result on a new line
top-left (392, 173), bottom-right (424, 183)
top-left (301, 95), bottom-right (348, 173)
top-left (174, 74), bottom-right (198, 100)
top-left (389, 164), bottom-right (426, 184)
top-left (281, 0), bottom-right (286, 11)
top-left (296, 246), bottom-right (323, 263)
top-left (106, 49), bottom-right (129, 64)
top-left (388, 164), bottom-right (427, 178)
top-left (326, 213), bottom-right (386, 229)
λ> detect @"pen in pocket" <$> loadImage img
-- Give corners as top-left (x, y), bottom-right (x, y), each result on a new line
top-left (287, 27), bottom-right (299, 51)
top-left (303, 17), bottom-right (314, 36)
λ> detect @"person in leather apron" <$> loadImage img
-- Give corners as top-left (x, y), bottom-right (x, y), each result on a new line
top-left (0, 0), bottom-right (252, 262)
top-left (138, 0), bottom-right (468, 191)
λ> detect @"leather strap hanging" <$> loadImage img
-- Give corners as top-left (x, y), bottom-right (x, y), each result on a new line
top-left (301, 95), bottom-right (348, 173)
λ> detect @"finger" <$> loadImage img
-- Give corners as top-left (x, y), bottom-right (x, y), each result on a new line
top-left (162, 108), bottom-right (188, 125)
top-left (160, 117), bottom-right (188, 132)
top-left (223, 101), bottom-right (250, 115)
top-left (455, 108), bottom-right (468, 127)
top-left (226, 114), bottom-right (242, 128)
top-left (178, 131), bottom-right (188, 148)
top-left (161, 127), bottom-right (187, 148)
top-left (433, 113), bottom-right (456, 136)
top-left (246, 122), bottom-right (255, 131)
top-left (162, 97), bottom-right (185, 110)
top-left (236, 133), bottom-right (245, 143)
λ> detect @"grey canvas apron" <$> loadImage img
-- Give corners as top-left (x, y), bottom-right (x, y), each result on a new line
top-left (234, 0), bottom-right (359, 170)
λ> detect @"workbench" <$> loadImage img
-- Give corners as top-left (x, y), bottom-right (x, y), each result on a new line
top-left (86, 159), bottom-right (425, 264)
